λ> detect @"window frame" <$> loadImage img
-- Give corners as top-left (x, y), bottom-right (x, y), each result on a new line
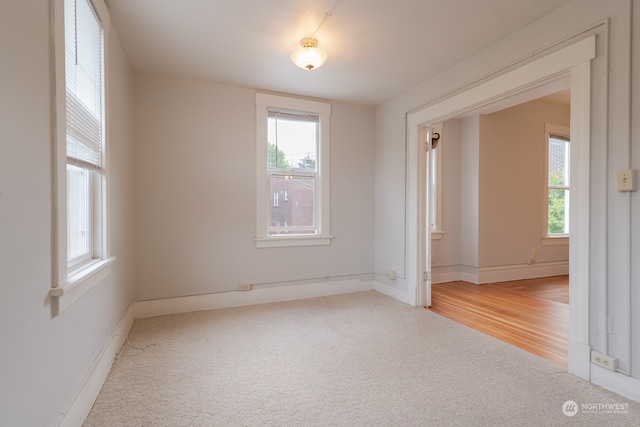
top-left (542, 123), bottom-right (570, 246)
top-left (255, 93), bottom-right (331, 248)
top-left (50, 0), bottom-right (114, 315)
top-left (428, 126), bottom-right (443, 239)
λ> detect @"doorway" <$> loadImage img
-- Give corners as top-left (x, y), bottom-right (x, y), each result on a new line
top-left (424, 88), bottom-right (571, 365)
top-left (405, 36), bottom-right (595, 379)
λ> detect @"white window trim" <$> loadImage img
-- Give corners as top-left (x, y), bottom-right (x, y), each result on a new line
top-left (50, 0), bottom-right (114, 315)
top-left (543, 123), bottom-right (570, 244)
top-left (255, 93), bottom-right (331, 248)
top-left (542, 236), bottom-right (569, 246)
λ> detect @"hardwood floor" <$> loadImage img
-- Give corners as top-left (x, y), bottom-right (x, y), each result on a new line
top-left (428, 276), bottom-right (569, 366)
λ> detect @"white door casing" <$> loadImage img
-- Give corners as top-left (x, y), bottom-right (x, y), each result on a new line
top-left (405, 35), bottom-right (595, 379)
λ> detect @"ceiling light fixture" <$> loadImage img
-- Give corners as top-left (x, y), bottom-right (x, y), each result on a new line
top-left (291, 0), bottom-right (342, 71)
top-left (291, 38), bottom-right (327, 71)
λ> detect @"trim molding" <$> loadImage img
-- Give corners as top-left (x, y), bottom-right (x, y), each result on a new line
top-left (57, 302), bottom-right (135, 427)
top-left (568, 339), bottom-right (592, 381)
top-left (591, 365), bottom-right (640, 403)
top-left (432, 266), bottom-right (463, 284)
top-left (372, 280), bottom-right (413, 305)
top-left (134, 279), bottom-right (374, 318)
top-left (432, 261), bottom-right (569, 284)
top-left (477, 261), bottom-right (569, 284)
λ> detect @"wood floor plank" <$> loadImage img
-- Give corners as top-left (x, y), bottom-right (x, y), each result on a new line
top-left (428, 276), bottom-right (569, 366)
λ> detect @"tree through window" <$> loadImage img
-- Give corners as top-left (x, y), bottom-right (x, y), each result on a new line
top-left (546, 124), bottom-right (570, 236)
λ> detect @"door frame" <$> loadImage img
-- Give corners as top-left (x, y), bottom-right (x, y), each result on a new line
top-left (405, 35), bottom-right (595, 380)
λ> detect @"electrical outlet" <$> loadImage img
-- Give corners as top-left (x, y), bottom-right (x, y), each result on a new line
top-left (239, 283), bottom-right (252, 291)
top-left (591, 351), bottom-right (617, 371)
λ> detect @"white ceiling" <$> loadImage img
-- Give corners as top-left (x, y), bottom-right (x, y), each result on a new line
top-left (104, 0), bottom-right (573, 105)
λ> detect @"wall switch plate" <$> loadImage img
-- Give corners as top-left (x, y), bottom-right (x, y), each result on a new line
top-left (617, 169), bottom-right (637, 192)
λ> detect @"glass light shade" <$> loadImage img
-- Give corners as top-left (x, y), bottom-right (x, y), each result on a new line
top-left (291, 38), bottom-right (327, 70)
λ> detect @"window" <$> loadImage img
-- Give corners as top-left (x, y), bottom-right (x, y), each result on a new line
top-left (544, 123), bottom-right (570, 243)
top-left (425, 124), bottom-right (443, 239)
top-left (67, 164), bottom-right (92, 265)
top-left (420, 122), bottom-right (444, 240)
top-left (255, 93), bottom-right (331, 247)
top-left (50, 0), bottom-right (113, 314)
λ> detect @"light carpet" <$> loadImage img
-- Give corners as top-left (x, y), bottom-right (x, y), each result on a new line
top-left (84, 291), bottom-right (639, 426)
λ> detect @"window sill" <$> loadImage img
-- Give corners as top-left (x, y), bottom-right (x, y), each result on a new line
top-left (255, 235), bottom-right (333, 248)
top-left (542, 236), bottom-right (569, 246)
top-left (50, 257), bottom-right (115, 315)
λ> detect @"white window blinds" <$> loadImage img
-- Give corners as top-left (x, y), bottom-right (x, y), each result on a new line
top-left (65, 0), bottom-right (104, 169)
top-left (267, 109), bottom-right (320, 123)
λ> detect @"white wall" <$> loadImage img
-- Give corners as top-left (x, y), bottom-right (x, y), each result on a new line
top-left (374, 0), bottom-right (639, 387)
top-left (0, 2), bottom-right (135, 425)
top-left (460, 116), bottom-right (480, 269)
top-left (373, 98), bottom-right (407, 288)
top-left (133, 75), bottom-right (376, 300)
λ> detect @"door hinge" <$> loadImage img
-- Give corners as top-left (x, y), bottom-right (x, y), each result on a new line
top-left (423, 271), bottom-right (430, 281)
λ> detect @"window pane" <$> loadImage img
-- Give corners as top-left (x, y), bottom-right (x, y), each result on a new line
top-left (267, 116), bottom-right (317, 171)
top-left (67, 164), bottom-right (91, 261)
top-left (429, 148), bottom-right (438, 231)
top-left (269, 174), bottom-right (316, 235)
top-left (548, 136), bottom-right (569, 186)
top-left (548, 188), bottom-right (569, 235)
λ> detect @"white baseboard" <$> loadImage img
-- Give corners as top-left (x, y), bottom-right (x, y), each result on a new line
top-left (455, 261), bottom-right (569, 284)
top-left (58, 303), bottom-right (135, 427)
top-left (134, 279), bottom-right (374, 318)
top-left (591, 365), bottom-right (640, 403)
top-left (432, 266), bottom-right (462, 284)
top-left (372, 280), bottom-right (413, 305)
top-left (567, 339), bottom-right (591, 381)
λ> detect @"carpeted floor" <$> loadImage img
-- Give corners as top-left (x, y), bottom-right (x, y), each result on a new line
top-left (84, 291), bottom-right (640, 426)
